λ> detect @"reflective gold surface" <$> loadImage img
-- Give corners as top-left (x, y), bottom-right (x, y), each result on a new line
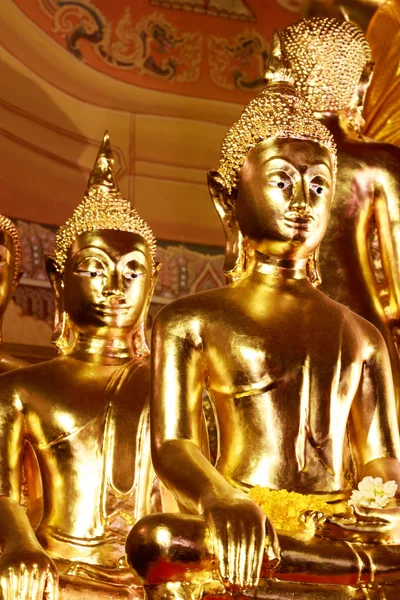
top-left (127, 37), bottom-right (400, 600)
top-left (0, 134), bottom-right (159, 599)
top-left (281, 16), bottom-right (400, 422)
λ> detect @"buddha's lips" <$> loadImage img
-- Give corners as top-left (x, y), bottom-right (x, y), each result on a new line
top-left (284, 212), bottom-right (315, 229)
top-left (94, 303), bottom-right (130, 314)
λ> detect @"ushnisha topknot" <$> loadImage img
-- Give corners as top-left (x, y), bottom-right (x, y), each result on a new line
top-left (219, 31), bottom-right (337, 194)
top-left (281, 17), bottom-right (372, 114)
top-left (0, 216), bottom-right (21, 287)
top-left (54, 131), bottom-right (157, 274)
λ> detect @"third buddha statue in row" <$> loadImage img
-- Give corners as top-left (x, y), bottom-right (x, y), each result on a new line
top-left (281, 17), bottom-right (400, 420)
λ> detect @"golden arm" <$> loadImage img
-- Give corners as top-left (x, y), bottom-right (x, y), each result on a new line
top-left (150, 309), bottom-right (278, 589)
top-left (350, 323), bottom-right (400, 484)
top-left (373, 173), bottom-right (400, 327)
top-left (0, 381), bottom-right (58, 600)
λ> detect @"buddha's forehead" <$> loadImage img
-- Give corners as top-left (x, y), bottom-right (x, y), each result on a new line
top-left (69, 230), bottom-right (150, 263)
top-left (246, 138), bottom-right (333, 171)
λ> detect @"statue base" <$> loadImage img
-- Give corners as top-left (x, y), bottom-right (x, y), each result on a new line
top-left (204, 578), bottom-right (400, 599)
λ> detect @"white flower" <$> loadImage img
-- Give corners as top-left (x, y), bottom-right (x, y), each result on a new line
top-left (348, 476), bottom-right (397, 509)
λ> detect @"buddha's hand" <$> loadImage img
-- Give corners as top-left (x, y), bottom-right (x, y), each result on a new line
top-left (0, 541), bottom-right (58, 600)
top-left (202, 490), bottom-right (280, 589)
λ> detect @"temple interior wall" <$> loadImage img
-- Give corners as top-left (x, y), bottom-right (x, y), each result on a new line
top-left (1, 0), bottom-right (307, 358)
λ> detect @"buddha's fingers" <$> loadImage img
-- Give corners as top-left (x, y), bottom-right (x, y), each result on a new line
top-left (215, 530), bottom-right (229, 583)
top-left (19, 564), bottom-right (30, 600)
top-left (8, 568), bottom-right (19, 600)
top-left (36, 567), bottom-right (49, 600)
top-left (226, 522), bottom-right (240, 585)
top-left (43, 568), bottom-right (59, 600)
top-left (240, 531), bottom-right (254, 589)
top-left (27, 564), bottom-right (40, 600)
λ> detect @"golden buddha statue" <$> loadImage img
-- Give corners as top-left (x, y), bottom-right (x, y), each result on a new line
top-left (280, 17), bottom-right (400, 421)
top-left (0, 215), bottom-right (27, 372)
top-left (0, 132), bottom-right (160, 599)
top-left (126, 34), bottom-right (400, 599)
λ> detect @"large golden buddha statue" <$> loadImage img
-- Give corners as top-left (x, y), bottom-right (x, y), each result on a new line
top-left (0, 214), bottom-right (26, 372)
top-left (126, 35), bottom-right (400, 600)
top-left (0, 132), bottom-right (159, 599)
top-left (280, 16), bottom-right (400, 420)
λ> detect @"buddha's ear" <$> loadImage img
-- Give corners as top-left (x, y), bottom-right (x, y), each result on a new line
top-left (207, 169), bottom-right (246, 282)
top-left (307, 248), bottom-right (322, 287)
top-left (44, 254), bottom-right (71, 355)
top-left (150, 262), bottom-right (162, 297)
top-left (44, 255), bottom-right (62, 294)
top-left (207, 169), bottom-right (234, 220)
top-left (132, 261), bottom-right (162, 358)
top-left (13, 271), bottom-right (23, 290)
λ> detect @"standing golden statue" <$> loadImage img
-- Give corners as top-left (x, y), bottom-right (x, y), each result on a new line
top-left (0, 215), bottom-right (26, 372)
top-left (126, 34), bottom-right (400, 600)
top-left (0, 132), bottom-right (159, 599)
top-left (280, 16), bottom-right (400, 420)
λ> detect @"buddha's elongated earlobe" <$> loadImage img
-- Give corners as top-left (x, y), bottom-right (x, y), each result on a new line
top-left (44, 255), bottom-right (72, 355)
top-left (207, 170), bottom-right (246, 282)
top-left (307, 248), bottom-right (322, 287)
top-left (132, 261), bottom-right (162, 356)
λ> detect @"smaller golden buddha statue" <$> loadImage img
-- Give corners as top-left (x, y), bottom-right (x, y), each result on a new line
top-left (0, 132), bottom-right (159, 599)
top-left (280, 17), bottom-right (400, 421)
top-left (126, 34), bottom-right (400, 600)
top-left (0, 214), bottom-right (26, 372)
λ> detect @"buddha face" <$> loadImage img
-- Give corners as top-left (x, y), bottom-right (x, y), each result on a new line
top-left (236, 138), bottom-right (334, 260)
top-left (63, 230), bottom-right (153, 338)
top-left (0, 231), bottom-right (16, 320)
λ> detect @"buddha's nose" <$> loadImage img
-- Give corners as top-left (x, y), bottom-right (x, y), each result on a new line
top-left (289, 178), bottom-right (310, 213)
top-left (103, 284), bottom-right (125, 304)
top-left (106, 292), bottom-right (125, 305)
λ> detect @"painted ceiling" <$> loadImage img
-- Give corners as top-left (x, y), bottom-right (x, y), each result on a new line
top-left (13, 0), bottom-right (308, 103)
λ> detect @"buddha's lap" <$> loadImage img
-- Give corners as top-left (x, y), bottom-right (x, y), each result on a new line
top-left (127, 513), bottom-right (400, 587)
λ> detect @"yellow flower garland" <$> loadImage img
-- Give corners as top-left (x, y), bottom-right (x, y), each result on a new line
top-left (248, 486), bottom-right (335, 532)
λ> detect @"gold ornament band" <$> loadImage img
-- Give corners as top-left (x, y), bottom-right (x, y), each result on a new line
top-left (0, 215), bottom-right (21, 287)
top-left (54, 132), bottom-right (157, 274)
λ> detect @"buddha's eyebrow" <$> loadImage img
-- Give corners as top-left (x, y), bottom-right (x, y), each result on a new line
top-left (72, 246), bottom-right (111, 260)
top-left (260, 156), bottom-right (295, 168)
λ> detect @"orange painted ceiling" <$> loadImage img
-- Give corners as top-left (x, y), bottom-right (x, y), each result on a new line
top-left (13, 0), bottom-right (307, 103)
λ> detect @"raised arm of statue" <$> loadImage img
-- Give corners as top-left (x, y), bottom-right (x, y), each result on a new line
top-left (0, 383), bottom-right (58, 600)
top-left (350, 321), bottom-right (400, 483)
top-left (151, 307), bottom-right (277, 588)
top-left (373, 170), bottom-right (400, 328)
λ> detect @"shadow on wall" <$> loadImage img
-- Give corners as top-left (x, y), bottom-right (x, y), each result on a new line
top-left (0, 55), bottom-right (89, 226)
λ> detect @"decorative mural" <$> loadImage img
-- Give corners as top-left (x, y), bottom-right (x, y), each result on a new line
top-left (149, 0), bottom-right (255, 21)
top-left (207, 30), bottom-right (269, 91)
top-left (13, 0), bottom-right (306, 102)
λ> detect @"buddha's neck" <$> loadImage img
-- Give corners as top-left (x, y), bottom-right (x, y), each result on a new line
top-left (247, 251), bottom-right (309, 283)
top-left (70, 333), bottom-right (134, 364)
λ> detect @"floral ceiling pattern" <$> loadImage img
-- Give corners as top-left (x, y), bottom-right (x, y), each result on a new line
top-left (13, 0), bottom-right (306, 102)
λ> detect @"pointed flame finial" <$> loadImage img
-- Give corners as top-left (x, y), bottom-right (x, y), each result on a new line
top-left (87, 131), bottom-right (120, 192)
top-left (264, 30), bottom-right (295, 87)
